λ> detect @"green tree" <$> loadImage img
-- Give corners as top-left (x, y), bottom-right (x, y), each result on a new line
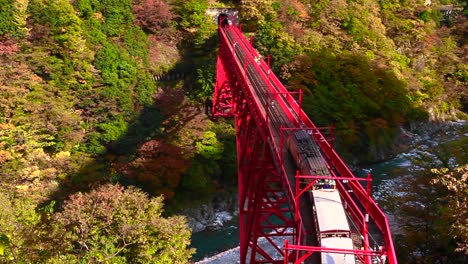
top-left (0, 192), bottom-right (41, 262)
top-left (175, 0), bottom-right (216, 46)
top-left (255, 18), bottom-right (298, 74)
top-left (288, 50), bottom-right (410, 162)
top-left (46, 184), bottom-right (194, 263)
top-left (196, 131), bottom-right (224, 160)
top-left (0, 0), bottom-right (28, 36)
top-left (28, 0), bottom-right (86, 53)
top-left (0, 0), bottom-right (15, 36)
top-left (70, 0), bottom-right (158, 156)
top-left (194, 66), bottom-right (215, 100)
top-left (177, 0), bottom-right (209, 29)
top-left (182, 131), bottom-right (224, 190)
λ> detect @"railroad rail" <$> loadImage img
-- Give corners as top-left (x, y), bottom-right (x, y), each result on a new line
top-left (211, 16), bottom-right (397, 264)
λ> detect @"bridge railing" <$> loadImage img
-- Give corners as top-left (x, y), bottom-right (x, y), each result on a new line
top-left (216, 23), bottom-right (397, 263)
top-left (285, 82), bottom-right (397, 264)
top-left (239, 25), bottom-right (397, 261)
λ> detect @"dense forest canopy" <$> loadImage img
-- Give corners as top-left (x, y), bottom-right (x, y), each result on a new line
top-left (0, 0), bottom-right (466, 262)
top-left (238, 0), bottom-right (467, 161)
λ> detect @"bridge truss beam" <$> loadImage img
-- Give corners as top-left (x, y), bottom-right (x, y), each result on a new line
top-left (213, 41), bottom-right (298, 263)
top-left (211, 20), bottom-right (397, 264)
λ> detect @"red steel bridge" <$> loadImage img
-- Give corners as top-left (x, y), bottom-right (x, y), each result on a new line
top-left (211, 16), bottom-right (397, 264)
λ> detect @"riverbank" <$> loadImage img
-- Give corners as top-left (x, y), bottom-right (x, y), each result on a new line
top-left (180, 192), bottom-right (238, 233)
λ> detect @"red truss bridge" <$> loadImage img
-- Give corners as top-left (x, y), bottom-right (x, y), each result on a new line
top-left (211, 16), bottom-right (397, 264)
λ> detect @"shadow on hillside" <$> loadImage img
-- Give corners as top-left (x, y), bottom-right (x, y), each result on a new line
top-left (46, 88), bottom-right (206, 207)
top-left (45, 27), bottom-right (222, 209)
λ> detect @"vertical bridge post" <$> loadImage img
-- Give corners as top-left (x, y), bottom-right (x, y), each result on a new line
top-left (211, 18), bottom-right (397, 264)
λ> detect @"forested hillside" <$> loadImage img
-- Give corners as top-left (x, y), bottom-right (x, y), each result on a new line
top-left (238, 0), bottom-right (466, 162)
top-left (0, 0), bottom-right (199, 262)
top-left (0, 0), bottom-right (466, 262)
top-left (237, 1), bottom-right (467, 262)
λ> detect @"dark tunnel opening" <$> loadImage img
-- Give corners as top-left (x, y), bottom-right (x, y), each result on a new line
top-left (217, 13), bottom-right (229, 27)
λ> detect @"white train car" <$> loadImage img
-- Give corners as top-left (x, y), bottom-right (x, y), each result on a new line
top-left (312, 189), bottom-right (356, 264)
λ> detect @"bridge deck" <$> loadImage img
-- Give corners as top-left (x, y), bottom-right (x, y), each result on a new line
top-left (212, 21), bottom-right (396, 264)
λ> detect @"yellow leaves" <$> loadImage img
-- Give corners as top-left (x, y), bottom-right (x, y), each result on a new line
top-left (30, 168), bottom-right (42, 179)
top-left (0, 150), bottom-right (12, 165)
top-left (240, 0), bottom-right (276, 27)
top-left (29, 148), bottom-right (50, 161)
top-left (431, 165), bottom-right (468, 194)
top-left (55, 151), bottom-right (71, 159)
top-left (15, 185), bottom-right (30, 192)
top-left (93, 12), bottom-right (105, 23)
top-left (13, 0), bottom-right (30, 33)
top-left (431, 165), bottom-right (468, 254)
top-left (20, 165), bottom-right (58, 182)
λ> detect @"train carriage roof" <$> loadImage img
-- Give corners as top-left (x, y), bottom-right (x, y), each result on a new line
top-left (321, 237), bottom-right (356, 264)
top-left (312, 189), bottom-right (351, 233)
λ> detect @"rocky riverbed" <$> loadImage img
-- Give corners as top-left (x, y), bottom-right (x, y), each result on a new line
top-left (180, 192), bottom-right (239, 233)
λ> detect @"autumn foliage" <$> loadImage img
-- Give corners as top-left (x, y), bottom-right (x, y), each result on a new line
top-left (0, 0), bottom-right (466, 262)
top-left (119, 140), bottom-right (190, 198)
top-left (48, 184), bottom-right (194, 263)
top-left (0, 184), bottom-right (194, 263)
top-left (132, 0), bottom-right (174, 34)
top-left (379, 136), bottom-right (468, 262)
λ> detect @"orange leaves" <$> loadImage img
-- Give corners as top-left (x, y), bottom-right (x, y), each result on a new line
top-left (288, 0), bottom-right (310, 20)
top-left (0, 39), bottom-right (19, 56)
top-left (118, 139), bottom-right (190, 198)
top-left (0, 150), bottom-right (12, 166)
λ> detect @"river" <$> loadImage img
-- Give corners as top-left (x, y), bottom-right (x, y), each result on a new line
top-left (191, 121), bottom-right (467, 263)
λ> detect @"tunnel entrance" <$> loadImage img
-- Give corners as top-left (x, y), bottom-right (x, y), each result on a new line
top-left (218, 13), bottom-right (229, 26)
top-left (206, 8), bottom-right (239, 25)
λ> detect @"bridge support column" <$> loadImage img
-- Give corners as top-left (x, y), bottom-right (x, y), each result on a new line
top-left (212, 34), bottom-right (235, 119)
top-left (212, 22), bottom-right (397, 264)
top-left (235, 103), bottom-right (296, 264)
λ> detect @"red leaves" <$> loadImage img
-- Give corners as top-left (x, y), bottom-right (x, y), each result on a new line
top-left (117, 139), bottom-right (190, 198)
top-left (0, 39), bottom-right (19, 56)
top-left (132, 0), bottom-right (173, 34)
